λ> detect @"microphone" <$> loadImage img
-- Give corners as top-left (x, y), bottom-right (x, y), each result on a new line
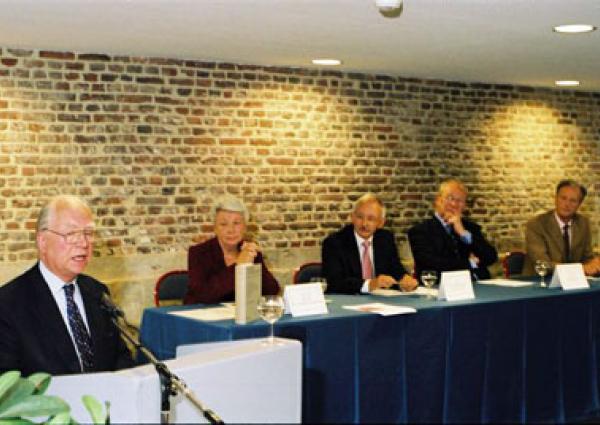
top-left (100, 292), bottom-right (124, 318)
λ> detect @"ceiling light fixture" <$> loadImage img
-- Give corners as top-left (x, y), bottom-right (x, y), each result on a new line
top-left (553, 24), bottom-right (597, 34)
top-left (312, 59), bottom-right (342, 66)
top-left (555, 80), bottom-right (580, 87)
top-left (375, 0), bottom-right (403, 18)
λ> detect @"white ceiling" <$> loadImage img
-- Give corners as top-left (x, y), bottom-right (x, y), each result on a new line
top-left (1, 0), bottom-right (599, 91)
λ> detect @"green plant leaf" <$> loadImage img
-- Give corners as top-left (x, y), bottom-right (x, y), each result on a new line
top-left (0, 379), bottom-right (36, 412)
top-left (0, 418), bottom-right (35, 425)
top-left (25, 374), bottom-right (51, 395)
top-left (47, 411), bottom-right (73, 425)
top-left (0, 372), bottom-right (21, 401)
top-left (0, 395), bottom-right (69, 419)
top-left (81, 395), bottom-right (105, 424)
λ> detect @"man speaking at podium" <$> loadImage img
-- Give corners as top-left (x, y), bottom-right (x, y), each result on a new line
top-left (0, 195), bottom-right (133, 376)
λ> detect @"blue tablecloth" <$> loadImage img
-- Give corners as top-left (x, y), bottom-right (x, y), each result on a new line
top-left (140, 282), bottom-right (600, 423)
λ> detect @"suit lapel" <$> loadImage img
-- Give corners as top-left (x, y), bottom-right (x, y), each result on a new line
top-left (372, 232), bottom-right (382, 274)
top-left (79, 277), bottom-right (104, 364)
top-left (29, 266), bottom-right (81, 374)
top-left (569, 215), bottom-right (585, 258)
top-left (431, 217), bottom-right (457, 254)
top-left (543, 212), bottom-right (566, 258)
top-left (342, 226), bottom-right (363, 278)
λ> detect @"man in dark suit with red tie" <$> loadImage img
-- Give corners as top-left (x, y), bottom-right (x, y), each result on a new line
top-left (408, 179), bottom-right (498, 283)
top-left (322, 193), bottom-right (418, 294)
top-left (0, 195), bottom-right (133, 376)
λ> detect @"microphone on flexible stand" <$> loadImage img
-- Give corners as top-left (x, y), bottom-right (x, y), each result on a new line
top-left (100, 292), bottom-right (125, 318)
top-left (100, 291), bottom-right (224, 424)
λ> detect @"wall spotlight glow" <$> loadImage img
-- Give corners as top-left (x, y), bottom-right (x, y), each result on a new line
top-left (312, 59), bottom-right (342, 66)
top-left (553, 24), bottom-right (596, 34)
top-left (555, 80), bottom-right (580, 87)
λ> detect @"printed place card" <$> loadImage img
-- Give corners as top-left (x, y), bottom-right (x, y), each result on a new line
top-left (549, 263), bottom-right (589, 290)
top-left (438, 270), bottom-right (475, 301)
top-left (283, 283), bottom-right (328, 317)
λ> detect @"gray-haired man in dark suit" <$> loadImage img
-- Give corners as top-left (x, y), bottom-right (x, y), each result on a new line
top-left (0, 195), bottom-right (133, 376)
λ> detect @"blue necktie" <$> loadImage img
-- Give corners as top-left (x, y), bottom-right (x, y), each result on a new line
top-left (445, 224), bottom-right (460, 254)
top-left (64, 284), bottom-right (94, 372)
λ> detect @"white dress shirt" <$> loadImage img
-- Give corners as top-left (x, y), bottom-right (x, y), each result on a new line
top-left (554, 212), bottom-right (572, 244)
top-left (39, 261), bottom-right (91, 366)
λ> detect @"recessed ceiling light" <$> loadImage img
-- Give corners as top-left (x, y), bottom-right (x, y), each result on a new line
top-left (553, 24), bottom-right (597, 34)
top-left (555, 80), bottom-right (580, 87)
top-left (311, 58), bottom-right (342, 66)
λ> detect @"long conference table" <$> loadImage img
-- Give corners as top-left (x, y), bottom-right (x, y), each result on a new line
top-left (140, 279), bottom-right (600, 423)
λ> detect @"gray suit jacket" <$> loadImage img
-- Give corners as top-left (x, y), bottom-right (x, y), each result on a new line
top-left (523, 210), bottom-right (594, 275)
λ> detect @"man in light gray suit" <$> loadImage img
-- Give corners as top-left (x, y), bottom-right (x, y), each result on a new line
top-left (523, 180), bottom-right (600, 276)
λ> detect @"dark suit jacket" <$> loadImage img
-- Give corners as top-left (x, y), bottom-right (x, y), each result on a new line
top-left (184, 237), bottom-right (280, 304)
top-left (523, 210), bottom-right (594, 275)
top-left (0, 264), bottom-right (133, 376)
top-left (322, 224), bottom-right (409, 294)
top-left (408, 215), bottom-right (498, 281)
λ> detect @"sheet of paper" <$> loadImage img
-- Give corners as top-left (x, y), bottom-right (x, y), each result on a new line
top-left (372, 286), bottom-right (437, 297)
top-left (283, 283), bottom-right (328, 317)
top-left (477, 279), bottom-right (534, 287)
top-left (169, 305), bottom-right (235, 321)
top-left (343, 302), bottom-right (416, 316)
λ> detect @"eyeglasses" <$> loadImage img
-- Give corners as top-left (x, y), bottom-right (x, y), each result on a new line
top-left (44, 228), bottom-right (96, 245)
top-left (445, 195), bottom-right (467, 205)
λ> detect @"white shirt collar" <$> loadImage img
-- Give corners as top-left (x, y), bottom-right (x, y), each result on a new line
top-left (39, 260), bottom-right (78, 295)
top-left (554, 212), bottom-right (572, 229)
top-left (354, 231), bottom-right (373, 247)
top-left (434, 212), bottom-right (450, 229)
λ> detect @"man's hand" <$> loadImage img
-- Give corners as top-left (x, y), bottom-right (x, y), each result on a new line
top-left (583, 257), bottom-right (600, 276)
top-left (442, 211), bottom-right (467, 236)
top-left (398, 274), bottom-right (418, 292)
top-left (368, 274), bottom-right (396, 291)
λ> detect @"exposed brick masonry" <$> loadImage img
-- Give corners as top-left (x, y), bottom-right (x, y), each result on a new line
top-left (1, 47), bottom-right (599, 265)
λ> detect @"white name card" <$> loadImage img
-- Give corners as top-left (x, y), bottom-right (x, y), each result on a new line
top-left (283, 283), bottom-right (328, 317)
top-left (438, 270), bottom-right (475, 301)
top-left (549, 263), bottom-right (589, 290)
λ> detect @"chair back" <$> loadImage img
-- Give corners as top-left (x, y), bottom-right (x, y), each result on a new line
top-left (293, 262), bottom-right (323, 284)
top-left (154, 270), bottom-right (189, 306)
top-left (502, 251), bottom-right (526, 277)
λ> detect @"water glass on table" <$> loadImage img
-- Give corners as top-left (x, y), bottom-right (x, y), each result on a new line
top-left (420, 270), bottom-right (437, 299)
top-left (257, 295), bottom-right (284, 345)
top-left (535, 260), bottom-right (550, 287)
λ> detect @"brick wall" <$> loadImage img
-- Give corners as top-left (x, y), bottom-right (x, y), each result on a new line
top-left (1, 47), bottom-right (599, 320)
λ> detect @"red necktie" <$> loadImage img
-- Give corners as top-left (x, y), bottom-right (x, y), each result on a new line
top-left (362, 240), bottom-right (373, 279)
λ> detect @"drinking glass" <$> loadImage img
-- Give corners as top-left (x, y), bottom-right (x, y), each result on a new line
top-left (534, 260), bottom-right (549, 287)
top-left (310, 277), bottom-right (328, 293)
top-left (420, 270), bottom-right (437, 299)
top-left (257, 295), bottom-right (284, 345)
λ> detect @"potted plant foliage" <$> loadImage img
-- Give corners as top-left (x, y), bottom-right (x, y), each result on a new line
top-left (0, 371), bottom-right (107, 424)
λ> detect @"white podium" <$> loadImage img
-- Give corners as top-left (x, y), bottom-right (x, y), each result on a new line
top-left (47, 337), bottom-right (302, 423)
